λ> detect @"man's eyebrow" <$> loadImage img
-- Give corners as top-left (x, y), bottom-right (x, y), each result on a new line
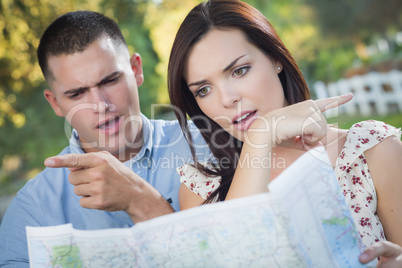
top-left (187, 55), bottom-right (246, 88)
top-left (64, 86), bottom-right (87, 95)
top-left (63, 71), bottom-right (120, 95)
top-left (98, 71), bottom-right (120, 86)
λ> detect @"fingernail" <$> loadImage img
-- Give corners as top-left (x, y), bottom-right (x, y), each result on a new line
top-left (359, 252), bottom-right (369, 262)
top-left (44, 158), bottom-right (55, 167)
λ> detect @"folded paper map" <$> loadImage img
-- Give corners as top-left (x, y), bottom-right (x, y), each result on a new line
top-left (27, 148), bottom-right (373, 267)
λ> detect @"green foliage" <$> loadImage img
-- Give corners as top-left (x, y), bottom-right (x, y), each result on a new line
top-left (300, 0), bottom-right (402, 81)
top-left (0, 0), bottom-right (401, 196)
top-left (0, 0), bottom-right (165, 192)
top-left (0, 0), bottom-right (80, 177)
top-left (302, 0), bottom-right (402, 42)
top-left (101, 0), bottom-right (164, 116)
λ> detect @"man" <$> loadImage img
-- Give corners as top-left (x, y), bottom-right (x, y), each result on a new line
top-left (0, 11), bottom-right (209, 265)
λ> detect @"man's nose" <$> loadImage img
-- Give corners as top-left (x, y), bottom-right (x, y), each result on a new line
top-left (88, 88), bottom-right (110, 113)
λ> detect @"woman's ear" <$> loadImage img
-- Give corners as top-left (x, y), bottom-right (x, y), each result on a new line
top-left (130, 53), bottom-right (144, 87)
top-left (275, 61), bottom-right (283, 74)
top-left (44, 89), bottom-right (64, 117)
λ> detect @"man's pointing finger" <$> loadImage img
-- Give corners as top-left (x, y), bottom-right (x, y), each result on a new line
top-left (44, 153), bottom-right (96, 169)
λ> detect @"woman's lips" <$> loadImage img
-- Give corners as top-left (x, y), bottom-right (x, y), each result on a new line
top-left (232, 110), bottom-right (257, 131)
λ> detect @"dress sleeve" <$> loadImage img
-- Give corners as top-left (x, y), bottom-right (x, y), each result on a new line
top-left (334, 120), bottom-right (401, 247)
top-left (337, 120), bottom-right (401, 170)
top-left (177, 164), bottom-right (222, 200)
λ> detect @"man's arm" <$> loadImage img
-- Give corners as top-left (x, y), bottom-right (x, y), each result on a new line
top-left (45, 151), bottom-right (174, 223)
top-left (0, 191), bottom-right (39, 266)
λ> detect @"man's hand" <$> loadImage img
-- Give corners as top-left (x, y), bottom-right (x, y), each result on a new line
top-left (45, 151), bottom-right (174, 223)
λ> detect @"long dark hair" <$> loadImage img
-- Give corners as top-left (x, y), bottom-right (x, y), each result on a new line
top-left (168, 0), bottom-right (310, 203)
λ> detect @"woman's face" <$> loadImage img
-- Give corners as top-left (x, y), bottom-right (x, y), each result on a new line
top-left (184, 28), bottom-right (287, 141)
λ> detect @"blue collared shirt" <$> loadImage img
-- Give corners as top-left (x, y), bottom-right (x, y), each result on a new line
top-left (0, 115), bottom-right (210, 266)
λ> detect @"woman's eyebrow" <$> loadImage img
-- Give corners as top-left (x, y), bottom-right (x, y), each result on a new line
top-left (188, 79), bottom-right (207, 88)
top-left (222, 54), bottom-right (246, 72)
top-left (187, 55), bottom-right (246, 88)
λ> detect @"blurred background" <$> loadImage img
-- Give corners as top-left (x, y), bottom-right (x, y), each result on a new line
top-left (1, 0), bottom-right (401, 220)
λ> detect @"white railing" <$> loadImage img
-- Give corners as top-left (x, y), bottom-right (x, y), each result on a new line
top-left (313, 70), bottom-right (402, 117)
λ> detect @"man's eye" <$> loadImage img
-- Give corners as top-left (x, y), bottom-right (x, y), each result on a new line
top-left (107, 77), bottom-right (118, 84)
top-left (69, 91), bottom-right (83, 99)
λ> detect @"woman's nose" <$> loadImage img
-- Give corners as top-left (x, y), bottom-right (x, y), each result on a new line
top-left (221, 86), bottom-right (241, 108)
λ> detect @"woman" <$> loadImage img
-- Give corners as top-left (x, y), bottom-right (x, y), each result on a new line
top-left (168, 0), bottom-right (402, 265)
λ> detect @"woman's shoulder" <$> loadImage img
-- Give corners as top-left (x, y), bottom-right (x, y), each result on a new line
top-left (362, 123), bottom-right (402, 245)
top-left (363, 121), bottom-right (402, 175)
top-left (344, 120), bottom-right (400, 152)
top-left (348, 120), bottom-right (400, 140)
top-left (177, 163), bottom-right (221, 200)
top-left (336, 120), bottom-right (400, 168)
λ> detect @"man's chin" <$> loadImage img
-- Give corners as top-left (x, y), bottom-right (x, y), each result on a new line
top-left (79, 141), bottom-right (123, 154)
top-left (80, 135), bottom-right (142, 160)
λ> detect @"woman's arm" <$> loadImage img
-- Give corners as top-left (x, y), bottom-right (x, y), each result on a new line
top-left (178, 183), bottom-right (206, 210)
top-left (179, 95), bottom-right (352, 205)
top-left (359, 241), bottom-right (402, 267)
top-left (225, 126), bottom-right (274, 200)
top-left (226, 96), bottom-right (353, 200)
top-left (365, 135), bottom-right (402, 246)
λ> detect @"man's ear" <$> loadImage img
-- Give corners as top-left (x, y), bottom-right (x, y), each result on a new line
top-left (44, 89), bottom-right (64, 117)
top-left (130, 53), bottom-right (144, 87)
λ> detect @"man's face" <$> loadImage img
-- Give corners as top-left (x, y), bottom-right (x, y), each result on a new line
top-left (44, 37), bottom-right (144, 161)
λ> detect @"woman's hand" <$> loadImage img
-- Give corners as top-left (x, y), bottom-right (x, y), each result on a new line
top-left (359, 241), bottom-right (402, 267)
top-left (226, 94), bottom-right (353, 200)
top-left (245, 94), bottom-right (353, 150)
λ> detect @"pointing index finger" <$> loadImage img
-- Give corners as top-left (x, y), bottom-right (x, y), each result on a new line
top-left (315, 93), bottom-right (353, 112)
top-left (45, 153), bottom-right (96, 169)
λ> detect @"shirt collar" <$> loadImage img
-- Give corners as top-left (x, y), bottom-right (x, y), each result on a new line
top-left (129, 114), bottom-right (153, 162)
top-left (69, 130), bottom-right (85, 154)
top-left (68, 114), bottom-right (153, 165)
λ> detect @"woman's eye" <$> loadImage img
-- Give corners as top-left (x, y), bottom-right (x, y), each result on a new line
top-left (195, 86), bottom-right (210, 98)
top-left (233, 66), bottom-right (250, 77)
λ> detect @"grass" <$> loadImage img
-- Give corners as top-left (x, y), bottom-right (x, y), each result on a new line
top-left (327, 112), bottom-right (402, 130)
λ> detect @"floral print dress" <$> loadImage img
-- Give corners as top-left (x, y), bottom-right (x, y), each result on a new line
top-left (335, 120), bottom-right (400, 247)
top-left (177, 120), bottom-right (401, 247)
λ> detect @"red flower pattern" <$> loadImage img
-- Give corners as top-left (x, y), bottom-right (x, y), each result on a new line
top-left (178, 120), bottom-right (400, 248)
top-left (335, 120), bottom-right (400, 247)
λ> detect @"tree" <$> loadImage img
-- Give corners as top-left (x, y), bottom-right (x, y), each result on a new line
top-left (303, 0), bottom-right (402, 42)
top-left (0, 0), bottom-right (164, 193)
